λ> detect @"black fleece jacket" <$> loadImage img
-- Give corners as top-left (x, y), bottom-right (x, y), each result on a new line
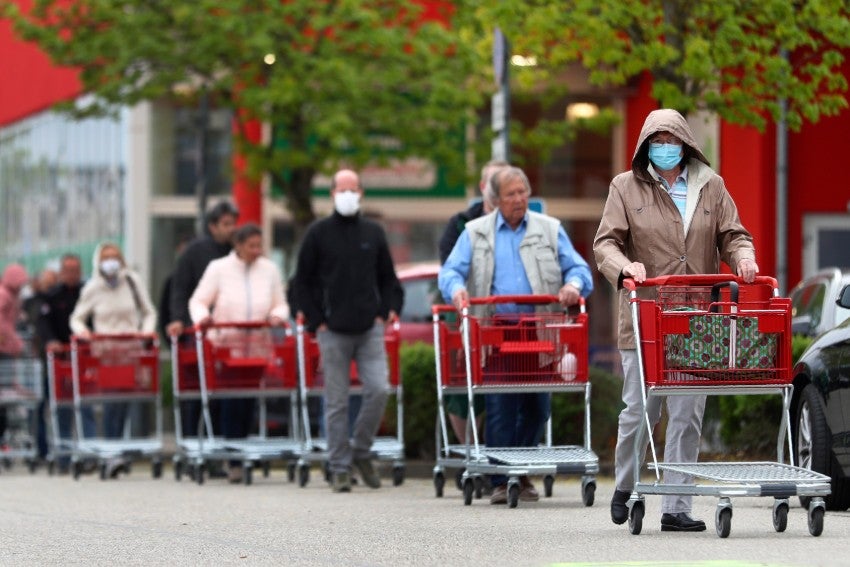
top-left (168, 236), bottom-right (232, 327)
top-left (292, 211), bottom-right (404, 334)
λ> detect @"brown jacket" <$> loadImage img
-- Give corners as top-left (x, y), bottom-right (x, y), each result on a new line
top-left (594, 109), bottom-right (756, 348)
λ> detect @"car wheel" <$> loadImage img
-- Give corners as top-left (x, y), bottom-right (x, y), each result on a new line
top-left (795, 383), bottom-right (850, 511)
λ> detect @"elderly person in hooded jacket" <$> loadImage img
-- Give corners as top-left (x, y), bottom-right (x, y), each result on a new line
top-left (594, 108), bottom-right (758, 532)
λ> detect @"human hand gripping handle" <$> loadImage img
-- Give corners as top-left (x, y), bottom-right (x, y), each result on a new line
top-left (622, 262), bottom-right (647, 283)
top-left (451, 289), bottom-right (470, 312)
top-left (557, 283), bottom-right (581, 307)
top-left (736, 258), bottom-right (759, 283)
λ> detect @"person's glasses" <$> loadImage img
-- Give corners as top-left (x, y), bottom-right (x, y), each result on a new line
top-left (649, 134), bottom-right (682, 145)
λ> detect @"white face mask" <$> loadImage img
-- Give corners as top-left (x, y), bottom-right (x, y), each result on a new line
top-left (100, 258), bottom-right (121, 277)
top-left (334, 190), bottom-right (361, 217)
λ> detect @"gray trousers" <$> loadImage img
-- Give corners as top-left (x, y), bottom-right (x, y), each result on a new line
top-left (318, 324), bottom-right (389, 473)
top-left (615, 349), bottom-right (706, 514)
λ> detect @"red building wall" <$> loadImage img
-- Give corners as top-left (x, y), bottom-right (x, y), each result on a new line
top-left (0, 10), bottom-right (81, 126)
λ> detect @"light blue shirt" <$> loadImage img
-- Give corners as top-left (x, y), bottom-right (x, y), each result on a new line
top-left (657, 165), bottom-right (688, 219)
top-left (438, 211), bottom-right (593, 313)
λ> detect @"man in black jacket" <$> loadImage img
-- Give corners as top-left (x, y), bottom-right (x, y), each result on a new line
top-left (292, 169), bottom-right (404, 493)
top-left (36, 253), bottom-right (94, 471)
top-left (165, 200), bottom-right (238, 441)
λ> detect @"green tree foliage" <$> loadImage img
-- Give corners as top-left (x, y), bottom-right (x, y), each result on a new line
top-left (480, 0), bottom-right (850, 128)
top-left (4, 0), bottom-right (485, 232)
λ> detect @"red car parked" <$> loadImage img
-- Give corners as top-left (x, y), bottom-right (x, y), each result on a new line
top-left (396, 261), bottom-right (441, 345)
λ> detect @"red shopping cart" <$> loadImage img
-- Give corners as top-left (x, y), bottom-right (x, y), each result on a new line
top-left (624, 274), bottom-right (830, 537)
top-left (69, 333), bottom-right (164, 480)
top-left (294, 316), bottom-right (404, 488)
top-left (45, 345), bottom-right (74, 474)
top-left (177, 321), bottom-right (301, 485)
top-left (432, 294), bottom-right (598, 508)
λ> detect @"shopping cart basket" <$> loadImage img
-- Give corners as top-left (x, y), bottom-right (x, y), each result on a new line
top-left (46, 345), bottom-right (74, 474)
top-left (181, 321), bottom-right (301, 485)
top-left (294, 316), bottom-right (404, 487)
top-left (624, 274), bottom-right (831, 537)
top-left (70, 333), bottom-right (164, 480)
top-left (433, 294), bottom-right (598, 508)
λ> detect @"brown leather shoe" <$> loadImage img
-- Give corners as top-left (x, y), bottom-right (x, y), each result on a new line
top-left (519, 476), bottom-right (539, 502)
top-left (490, 484), bottom-right (507, 504)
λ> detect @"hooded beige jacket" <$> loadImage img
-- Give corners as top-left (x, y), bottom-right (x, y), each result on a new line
top-left (594, 109), bottom-right (756, 349)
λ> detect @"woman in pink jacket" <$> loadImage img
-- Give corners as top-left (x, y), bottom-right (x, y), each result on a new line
top-left (189, 223), bottom-right (290, 482)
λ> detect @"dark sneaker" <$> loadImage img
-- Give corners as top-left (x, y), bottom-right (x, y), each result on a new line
top-left (353, 458), bottom-right (381, 489)
top-left (518, 476), bottom-right (540, 502)
top-left (490, 484), bottom-right (508, 505)
top-left (661, 512), bottom-right (706, 532)
top-left (332, 471), bottom-right (351, 493)
top-left (611, 489), bottom-right (630, 525)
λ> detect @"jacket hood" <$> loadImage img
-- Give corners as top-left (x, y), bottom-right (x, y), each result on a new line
top-left (632, 109), bottom-right (710, 183)
top-left (1, 263), bottom-right (28, 292)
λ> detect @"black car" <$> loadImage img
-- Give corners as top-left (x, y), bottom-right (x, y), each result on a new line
top-left (792, 283), bottom-right (850, 510)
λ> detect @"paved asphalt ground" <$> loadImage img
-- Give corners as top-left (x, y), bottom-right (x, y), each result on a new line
top-left (2, 461), bottom-right (850, 566)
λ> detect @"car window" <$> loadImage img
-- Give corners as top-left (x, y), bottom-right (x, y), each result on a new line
top-left (791, 282), bottom-right (827, 330)
top-left (400, 278), bottom-right (440, 323)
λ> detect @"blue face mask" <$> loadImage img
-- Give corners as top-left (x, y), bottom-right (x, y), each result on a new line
top-left (648, 143), bottom-right (683, 171)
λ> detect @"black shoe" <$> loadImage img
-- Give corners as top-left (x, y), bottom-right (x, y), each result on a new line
top-left (661, 512), bottom-right (706, 532)
top-left (610, 489), bottom-right (630, 525)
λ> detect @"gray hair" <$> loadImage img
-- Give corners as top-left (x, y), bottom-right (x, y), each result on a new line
top-left (490, 166), bottom-right (531, 200)
top-left (480, 159), bottom-right (510, 207)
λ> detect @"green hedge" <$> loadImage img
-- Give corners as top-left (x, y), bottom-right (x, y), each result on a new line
top-left (387, 343), bottom-right (623, 462)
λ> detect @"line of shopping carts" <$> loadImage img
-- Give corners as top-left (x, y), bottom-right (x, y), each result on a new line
top-left (0, 333), bottom-right (42, 473)
top-left (431, 294), bottom-right (599, 509)
top-left (34, 318), bottom-right (404, 486)
top-left (169, 318), bottom-right (404, 486)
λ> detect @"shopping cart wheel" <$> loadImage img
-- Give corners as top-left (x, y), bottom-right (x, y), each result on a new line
top-left (47, 460), bottom-right (55, 476)
top-left (808, 504), bottom-right (824, 537)
top-left (474, 476), bottom-right (483, 499)
top-left (581, 481), bottom-right (596, 507)
top-left (243, 464), bottom-right (253, 486)
top-left (196, 464), bottom-right (206, 486)
top-left (628, 501), bottom-right (644, 535)
top-left (462, 478), bottom-right (474, 505)
top-left (174, 460), bottom-right (184, 482)
top-left (507, 483), bottom-right (520, 509)
top-left (27, 459), bottom-right (37, 474)
top-left (772, 501), bottom-right (789, 532)
top-left (152, 461), bottom-right (163, 479)
top-left (262, 461), bottom-right (271, 478)
top-left (99, 462), bottom-right (108, 481)
top-left (715, 507), bottom-right (732, 538)
top-left (455, 468), bottom-right (464, 491)
top-left (392, 465), bottom-right (405, 486)
top-left (543, 475), bottom-right (555, 498)
top-left (287, 462), bottom-right (296, 483)
top-left (434, 472), bottom-right (445, 497)
top-left (72, 461), bottom-right (82, 481)
top-left (298, 464), bottom-right (310, 487)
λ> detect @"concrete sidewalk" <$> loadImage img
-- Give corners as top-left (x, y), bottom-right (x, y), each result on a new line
top-left (1, 462), bottom-right (849, 566)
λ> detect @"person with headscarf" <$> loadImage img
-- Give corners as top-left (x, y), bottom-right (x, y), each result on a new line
top-left (69, 242), bottom-right (157, 477)
top-left (0, 263), bottom-right (29, 440)
top-left (594, 108), bottom-right (758, 532)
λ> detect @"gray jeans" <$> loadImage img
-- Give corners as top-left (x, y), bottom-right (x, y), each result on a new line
top-left (318, 323), bottom-right (389, 473)
top-left (615, 349), bottom-right (706, 514)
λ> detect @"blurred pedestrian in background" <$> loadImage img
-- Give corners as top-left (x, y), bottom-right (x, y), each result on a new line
top-left (189, 222), bottom-right (289, 483)
top-left (0, 263), bottom-right (29, 444)
top-left (69, 243), bottom-right (157, 477)
top-left (291, 169), bottom-right (404, 493)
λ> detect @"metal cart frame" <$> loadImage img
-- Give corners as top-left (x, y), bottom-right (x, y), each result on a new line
top-left (293, 317), bottom-right (405, 488)
top-left (624, 274), bottom-right (831, 537)
top-left (432, 294), bottom-right (598, 508)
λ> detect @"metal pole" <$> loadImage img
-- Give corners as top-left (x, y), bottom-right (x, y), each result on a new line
top-left (195, 90), bottom-right (209, 237)
top-left (776, 85), bottom-right (788, 295)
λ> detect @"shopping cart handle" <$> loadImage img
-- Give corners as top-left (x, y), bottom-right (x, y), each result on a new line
top-left (201, 320), bottom-right (288, 330)
top-left (74, 332), bottom-right (159, 343)
top-left (622, 274), bottom-right (778, 291)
